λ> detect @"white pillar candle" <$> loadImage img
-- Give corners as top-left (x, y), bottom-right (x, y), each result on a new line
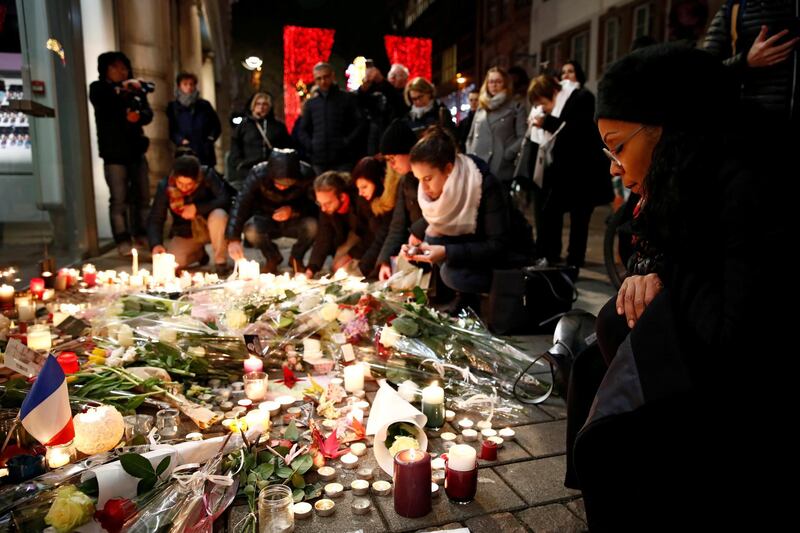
top-left (152, 253), bottom-right (176, 284)
top-left (131, 248), bottom-right (138, 276)
top-left (447, 444), bottom-right (477, 472)
top-left (398, 380), bottom-right (418, 402)
top-left (302, 338), bottom-right (322, 359)
top-left (421, 383), bottom-right (444, 405)
top-left (344, 363), bottom-right (364, 392)
top-left (117, 324), bottom-right (134, 347)
top-left (27, 324), bottom-right (52, 351)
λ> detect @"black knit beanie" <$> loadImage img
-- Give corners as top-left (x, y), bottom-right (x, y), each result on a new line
top-left (596, 43), bottom-right (732, 127)
top-left (380, 119), bottom-right (417, 155)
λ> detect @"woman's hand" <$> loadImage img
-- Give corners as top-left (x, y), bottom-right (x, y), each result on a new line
top-left (378, 263), bottom-right (393, 281)
top-left (227, 241), bottom-right (245, 261)
top-left (408, 233), bottom-right (422, 247)
top-left (616, 273), bottom-right (663, 328)
top-left (404, 242), bottom-right (445, 264)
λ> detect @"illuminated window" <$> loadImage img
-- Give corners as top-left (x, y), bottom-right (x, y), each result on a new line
top-left (633, 4), bottom-right (651, 40)
top-left (442, 45), bottom-right (457, 82)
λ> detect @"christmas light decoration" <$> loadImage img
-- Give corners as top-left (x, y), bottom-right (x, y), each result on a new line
top-left (283, 25), bottom-right (335, 131)
top-left (384, 35), bottom-right (433, 81)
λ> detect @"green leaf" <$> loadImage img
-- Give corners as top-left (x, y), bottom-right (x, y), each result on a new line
top-left (255, 462), bottom-right (274, 479)
top-left (130, 434), bottom-right (147, 447)
top-left (156, 456), bottom-right (171, 476)
top-left (276, 466), bottom-right (294, 479)
top-left (120, 453), bottom-right (156, 479)
top-left (272, 446), bottom-right (290, 458)
top-left (391, 316), bottom-right (419, 337)
top-left (290, 454), bottom-right (313, 475)
top-left (292, 488), bottom-right (305, 503)
top-left (304, 483), bottom-right (323, 500)
top-left (413, 286), bottom-right (427, 305)
top-left (137, 476), bottom-right (156, 495)
top-left (291, 472), bottom-right (305, 489)
top-left (284, 290), bottom-right (296, 299)
top-left (278, 314), bottom-right (294, 329)
top-left (283, 421), bottom-right (299, 442)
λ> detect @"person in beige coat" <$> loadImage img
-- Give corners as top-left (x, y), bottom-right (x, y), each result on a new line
top-left (465, 66), bottom-right (527, 184)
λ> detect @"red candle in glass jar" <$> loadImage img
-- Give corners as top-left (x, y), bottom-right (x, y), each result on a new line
top-left (83, 269), bottom-right (97, 287)
top-left (479, 439), bottom-right (498, 461)
top-left (57, 352), bottom-right (80, 374)
top-left (393, 448), bottom-right (432, 518)
top-left (30, 278), bottom-right (45, 299)
top-left (444, 444), bottom-right (478, 504)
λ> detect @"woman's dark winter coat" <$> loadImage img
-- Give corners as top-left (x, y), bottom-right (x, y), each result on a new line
top-left (230, 115), bottom-right (292, 182)
top-left (167, 98), bottom-right (222, 166)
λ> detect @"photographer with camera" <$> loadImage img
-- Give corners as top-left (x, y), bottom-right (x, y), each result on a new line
top-left (89, 51), bottom-right (154, 256)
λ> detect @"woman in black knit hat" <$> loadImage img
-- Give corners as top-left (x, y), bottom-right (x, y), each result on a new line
top-left (565, 43), bottom-right (787, 531)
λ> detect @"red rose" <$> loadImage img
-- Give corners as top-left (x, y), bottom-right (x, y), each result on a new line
top-left (94, 498), bottom-right (136, 533)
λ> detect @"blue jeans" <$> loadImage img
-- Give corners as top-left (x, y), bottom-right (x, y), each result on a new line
top-left (103, 156), bottom-right (150, 243)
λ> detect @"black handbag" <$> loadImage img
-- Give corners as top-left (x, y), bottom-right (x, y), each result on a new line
top-left (483, 265), bottom-right (578, 335)
top-left (513, 137), bottom-right (537, 182)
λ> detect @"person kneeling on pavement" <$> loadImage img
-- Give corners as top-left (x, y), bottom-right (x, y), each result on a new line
top-left (305, 172), bottom-right (373, 277)
top-left (226, 148), bottom-right (318, 274)
top-left (401, 126), bottom-right (512, 312)
top-left (148, 155), bottom-right (231, 273)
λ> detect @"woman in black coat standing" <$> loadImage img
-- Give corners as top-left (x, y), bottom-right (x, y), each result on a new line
top-left (230, 92), bottom-right (292, 185)
top-left (565, 44), bottom-right (787, 531)
top-left (528, 75), bottom-right (613, 268)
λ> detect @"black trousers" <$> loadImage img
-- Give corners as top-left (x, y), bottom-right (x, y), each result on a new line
top-left (538, 199), bottom-right (594, 267)
top-left (243, 215), bottom-right (318, 263)
top-left (103, 156), bottom-right (150, 243)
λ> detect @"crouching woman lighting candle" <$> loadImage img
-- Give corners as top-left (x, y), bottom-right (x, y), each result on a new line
top-left (444, 444), bottom-right (478, 504)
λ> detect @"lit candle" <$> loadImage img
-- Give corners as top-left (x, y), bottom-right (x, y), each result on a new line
top-left (461, 429), bottom-right (478, 442)
top-left (46, 440), bottom-right (77, 469)
top-left (82, 265), bottom-right (97, 287)
top-left (56, 352), bottom-right (79, 375)
top-left (498, 428), bottom-right (516, 440)
top-left (317, 466), bottom-right (336, 481)
top-left (340, 452), bottom-right (359, 469)
top-left (129, 274), bottom-right (144, 288)
top-left (243, 372), bottom-right (268, 401)
top-left (343, 363), bottom-right (364, 392)
top-left (237, 259), bottom-right (260, 281)
top-left (481, 428), bottom-right (497, 439)
top-left (421, 382), bottom-right (445, 429)
top-left (440, 432), bottom-right (458, 444)
top-left (131, 248), bottom-right (138, 276)
top-left (476, 420), bottom-right (492, 431)
top-left (445, 410), bottom-right (456, 422)
top-left (0, 284), bottom-right (14, 307)
top-left (27, 324), bottom-right (52, 351)
top-left (117, 324), bottom-right (134, 347)
top-left (55, 270), bottom-right (68, 291)
top-left (30, 278), bottom-right (45, 299)
top-left (457, 418), bottom-right (474, 430)
top-left (244, 408), bottom-right (270, 432)
top-left (152, 253), bottom-right (176, 285)
top-left (350, 442), bottom-right (367, 456)
top-left (393, 448), bottom-right (432, 518)
top-left (444, 444), bottom-right (477, 504)
top-left (243, 356), bottom-right (263, 374)
top-left (398, 380), bottom-right (418, 402)
top-left (324, 482), bottom-right (344, 498)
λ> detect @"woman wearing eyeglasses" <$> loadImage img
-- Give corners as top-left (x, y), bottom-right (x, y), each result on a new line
top-left (527, 74), bottom-right (613, 269)
top-left (404, 77), bottom-right (455, 137)
top-left (565, 44), bottom-right (786, 531)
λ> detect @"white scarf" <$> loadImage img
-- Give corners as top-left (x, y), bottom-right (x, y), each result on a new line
top-left (528, 79), bottom-right (578, 143)
top-left (418, 154), bottom-right (483, 237)
top-left (487, 91), bottom-right (508, 111)
top-left (410, 101), bottom-right (435, 119)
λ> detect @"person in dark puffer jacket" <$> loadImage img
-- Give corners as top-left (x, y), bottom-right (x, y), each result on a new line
top-left (148, 156), bottom-right (230, 272)
top-left (297, 63), bottom-right (365, 175)
top-left (230, 92), bottom-right (293, 185)
top-left (167, 72), bottom-right (221, 167)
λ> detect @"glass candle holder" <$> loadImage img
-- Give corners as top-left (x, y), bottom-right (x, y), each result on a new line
top-left (244, 371), bottom-right (268, 401)
top-left (258, 484), bottom-right (294, 533)
top-left (124, 414), bottom-right (154, 441)
top-left (155, 408), bottom-right (180, 439)
top-left (46, 439), bottom-right (77, 469)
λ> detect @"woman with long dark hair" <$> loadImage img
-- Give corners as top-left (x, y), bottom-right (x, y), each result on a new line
top-left (566, 44), bottom-right (786, 531)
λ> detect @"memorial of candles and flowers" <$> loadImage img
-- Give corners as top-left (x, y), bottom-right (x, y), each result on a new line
top-left (0, 254), bottom-right (551, 532)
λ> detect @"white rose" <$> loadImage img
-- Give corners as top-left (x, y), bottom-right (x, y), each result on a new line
top-left (320, 302), bottom-right (340, 322)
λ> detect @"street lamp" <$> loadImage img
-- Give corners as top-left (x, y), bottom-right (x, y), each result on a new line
top-left (242, 56), bottom-right (263, 90)
top-left (456, 73), bottom-right (466, 123)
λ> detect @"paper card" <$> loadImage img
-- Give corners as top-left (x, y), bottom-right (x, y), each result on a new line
top-left (341, 344), bottom-right (356, 363)
top-left (57, 316), bottom-right (91, 337)
top-left (2, 338), bottom-right (45, 377)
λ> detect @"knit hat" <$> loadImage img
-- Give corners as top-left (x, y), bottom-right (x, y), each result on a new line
top-left (380, 119), bottom-right (417, 155)
top-left (265, 148), bottom-right (302, 186)
top-left (596, 43), bottom-right (733, 128)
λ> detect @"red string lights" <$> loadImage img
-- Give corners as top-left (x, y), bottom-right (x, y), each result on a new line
top-left (384, 35), bottom-right (433, 82)
top-left (283, 25), bottom-right (335, 131)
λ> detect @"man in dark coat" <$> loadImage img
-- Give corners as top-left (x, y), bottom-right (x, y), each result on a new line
top-left (357, 66), bottom-right (408, 155)
top-left (305, 172), bottom-right (369, 276)
top-left (89, 51), bottom-right (153, 256)
top-left (167, 72), bottom-right (221, 167)
top-left (297, 63), bottom-right (365, 175)
top-left (226, 149), bottom-right (317, 274)
top-left (148, 155), bottom-right (230, 272)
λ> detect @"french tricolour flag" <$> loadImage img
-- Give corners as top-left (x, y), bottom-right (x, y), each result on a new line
top-left (20, 355), bottom-right (74, 446)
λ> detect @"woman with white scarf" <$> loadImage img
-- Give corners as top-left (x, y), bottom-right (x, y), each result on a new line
top-left (465, 67), bottom-right (528, 184)
top-left (402, 127), bottom-right (513, 313)
top-left (404, 77), bottom-right (455, 137)
top-left (527, 75), bottom-right (613, 269)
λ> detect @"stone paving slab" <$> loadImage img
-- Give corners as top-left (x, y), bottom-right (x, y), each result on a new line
top-left (516, 503), bottom-right (588, 533)
top-left (513, 420), bottom-right (568, 458)
top-left (493, 456), bottom-right (579, 506)
top-left (536, 398), bottom-right (568, 421)
top-left (465, 511), bottom-right (527, 533)
top-left (417, 523), bottom-right (464, 532)
top-left (566, 498), bottom-right (587, 523)
top-left (373, 468), bottom-right (526, 533)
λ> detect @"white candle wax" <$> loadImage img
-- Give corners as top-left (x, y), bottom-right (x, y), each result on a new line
top-left (445, 410), bottom-right (456, 422)
top-left (397, 380), bottom-right (418, 402)
top-left (27, 325), bottom-right (52, 351)
top-left (131, 248), bottom-right (138, 276)
top-left (458, 418), bottom-right (474, 430)
top-left (421, 383), bottom-right (444, 405)
top-left (431, 457), bottom-right (446, 470)
top-left (243, 357), bottom-right (263, 373)
top-left (344, 364), bottom-right (364, 392)
top-left (0, 284), bottom-right (14, 302)
top-left (461, 429), bottom-right (478, 442)
top-left (499, 428), bottom-right (516, 439)
top-left (440, 432), bottom-right (458, 443)
top-left (117, 324), bottom-right (134, 347)
top-left (481, 428), bottom-right (497, 438)
top-left (340, 452), bottom-right (359, 469)
top-left (476, 420), bottom-right (492, 431)
top-left (350, 442), bottom-right (367, 456)
top-left (447, 444), bottom-right (477, 472)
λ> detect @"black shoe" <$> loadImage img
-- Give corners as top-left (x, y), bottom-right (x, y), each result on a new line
top-left (198, 250), bottom-right (210, 267)
top-left (215, 262), bottom-right (233, 276)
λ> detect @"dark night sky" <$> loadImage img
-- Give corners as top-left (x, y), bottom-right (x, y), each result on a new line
top-left (231, 0), bottom-right (401, 113)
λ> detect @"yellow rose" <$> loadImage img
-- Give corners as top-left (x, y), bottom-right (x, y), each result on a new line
top-left (44, 485), bottom-right (94, 532)
top-left (388, 436), bottom-right (420, 457)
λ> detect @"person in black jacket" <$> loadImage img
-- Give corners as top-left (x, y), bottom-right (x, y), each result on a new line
top-left (457, 90), bottom-right (479, 151)
top-left (89, 51), bottom-right (153, 256)
top-left (352, 156), bottom-right (401, 278)
top-left (148, 155), bottom-right (230, 272)
top-left (358, 66), bottom-right (408, 155)
top-left (565, 44), bottom-right (787, 531)
top-left (305, 172), bottom-right (368, 277)
top-left (226, 149), bottom-right (317, 274)
top-left (403, 77), bottom-right (455, 137)
top-left (402, 127), bottom-right (512, 309)
top-left (167, 72), bottom-right (221, 167)
top-left (528, 74), bottom-right (613, 268)
top-left (297, 63), bottom-right (365, 175)
top-left (230, 92), bottom-right (292, 184)
top-left (376, 120), bottom-right (425, 281)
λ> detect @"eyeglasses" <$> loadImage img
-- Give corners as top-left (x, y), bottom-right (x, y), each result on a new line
top-left (409, 93), bottom-right (428, 103)
top-left (602, 125), bottom-right (645, 168)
